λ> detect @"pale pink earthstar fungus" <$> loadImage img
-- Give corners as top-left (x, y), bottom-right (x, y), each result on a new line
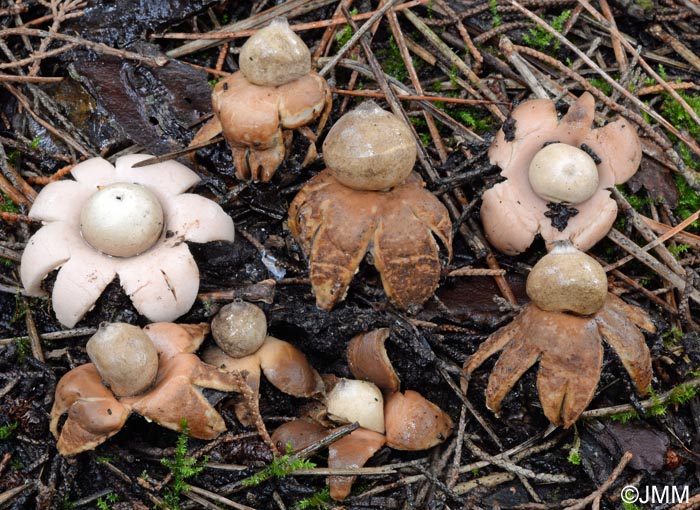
top-left (480, 92), bottom-right (642, 255)
top-left (20, 154), bottom-right (235, 327)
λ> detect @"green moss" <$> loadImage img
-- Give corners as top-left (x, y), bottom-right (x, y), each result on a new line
top-left (454, 109), bottom-right (493, 133)
top-left (609, 381), bottom-right (699, 423)
top-left (335, 8), bottom-right (358, 48)
top-left (667, 243), bottom-right (691, 258)
top-left (567, 426), bottom-right (582, 465)
top-left (662, 327), bottom-right (683, 347)
top-left (669, 383), bottom-right (697, 405)
top-left (661, 91), bottom-right (700, 141)
top-left (522, 10), bottom-right (571, 51)
top-left (160, 420), bottom-right (208, 510)
top-left (426, 0), bottom-right (435, 19)
top-left (243, 443), bottom-right (316, 487)
top-left (0, 421), bottom-right (18, 440)
top-left (609, 409), bottom-right (640, 423)
top-left (378, 36), bottom-right (409, 81)
top-left (13, 337), bottom-right (30, 360)
top-left (589, 77), bottom-right (613, 96)
top-left (490, 0), bottom-right (502, 27)
top-left (7, 150), bottom-right (19, 166)
top-left (673, 174), bottom-right (700, 228)
top-left (1, 192), bottom-right (19, 214)
top-left (567, 449), bottom-right (581, 465)
top-left (647, 388), bottom-right (667, 417)
top-left (295, 487), bottom-right (331, 510)
top-left (96, 493), bottom-right (118, 510)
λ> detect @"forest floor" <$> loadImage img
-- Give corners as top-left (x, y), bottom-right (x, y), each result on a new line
top-left (1, 0), bottom-right (700, 509)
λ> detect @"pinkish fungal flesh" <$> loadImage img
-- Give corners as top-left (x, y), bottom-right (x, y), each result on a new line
top-left (481, 93), bottom-right (642, 255)
top-left (20, 154), bottom-right (235, 327)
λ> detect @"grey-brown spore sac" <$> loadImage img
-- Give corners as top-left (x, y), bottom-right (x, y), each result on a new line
top-left (544, 202), bottom-right (580, 231)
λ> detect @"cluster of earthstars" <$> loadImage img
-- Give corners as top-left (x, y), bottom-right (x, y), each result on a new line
top-left (51, 302), bottom-right (453, 499)
top-left (21, 18), bottom-right (451, 329)
top-left (469, 92), bottom-right (655, 427)
top-left (20, 15), bottom-right (656, 500)
top-left (30, 21), bottom-right (456, 502)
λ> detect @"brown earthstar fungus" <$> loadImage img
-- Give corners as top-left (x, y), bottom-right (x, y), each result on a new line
top-left (51, 322), bottom-right (245, 456)
top-left (270, 327), bottom-right (453, 500)
top-left (347, 328), bottom-right (400, 393)
top-left (192, 18), bottom-right (331, 182)
top-left (463, 242), bottom-right (655, 428)
top-left (202, 302), bottom-right (325, 425)
top-left (20, 155), bottom-right (235, 327)
top-left (288, 102), bottom-right (452, 311)
top-left (480, 92), bottom-right (642, 255)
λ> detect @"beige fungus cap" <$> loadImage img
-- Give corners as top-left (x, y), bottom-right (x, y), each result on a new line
top-left (323, 101), bottom-right (417, 191)
top-left (86, 322), bottom-right (159, 397)
top-left (211, 301), bottom-right (267, 358)
top-left (239, 18), bottom-right (311, 87)
top-left (526, 242), bottom-right (608, 315)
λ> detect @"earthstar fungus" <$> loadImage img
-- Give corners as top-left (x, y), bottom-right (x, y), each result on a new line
top-left (480, 92), bottom-right (642, 255)
top-left (20, 154), bottom-right (235, 327)
top-left (51, 322), bottom-right (243, 456)
top-left (272, 328), bottom-right (453, 499)
top-left (463, 243), bottom-right (655, 427)
top-left (194, 18), bottom-right (331, 181)
top-left (202, 302), bottom-right (325, 426)
top-left (288, 102), bottom-right (452, 311)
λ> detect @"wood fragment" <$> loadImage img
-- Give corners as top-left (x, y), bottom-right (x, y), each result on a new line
top-left (0, 27), bottom-right (167, 66)
top-left (24, 303), bottom-right (44, 363)
top-left (167, 0), bottom-right (341, 58)
top-left (599, 0), bottom-right (628, 71)
top-left (649, 24), bottom-right (700, 73)
top-left (499, 36), bottom-right (549, 99)
top-left (158, 1), bottom-right (427, 41)
top-left (130, 136), bottom-right (225, 168)
top-left (0, 482), bottom-right (37, 507)
top-left (331, 88), bottom-right (505, 105)
top-left (4, 83), bottom-right (92, 156)
top-left (607, 228), bottom-right (700, 305)
top-left (0, 73), bottom-right (62, 83)
top-left (185, 485), bottom-right (256, 510)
